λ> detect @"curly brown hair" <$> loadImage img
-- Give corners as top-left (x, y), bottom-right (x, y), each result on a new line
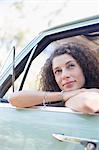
top-left (39, 42), bottom-right (99, 91)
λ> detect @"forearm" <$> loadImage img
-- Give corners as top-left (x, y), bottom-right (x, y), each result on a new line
top-left (65, 92), bottom-right (99, 113)
top-left (9, 91), bottom-right (63, 108)
top-left (9, 89), bottom-right (87, 108)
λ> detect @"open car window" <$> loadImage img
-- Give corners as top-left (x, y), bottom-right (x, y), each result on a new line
top-left (3, 33), bottom-right (99, 101)
top-left (20, 34), bottom-right (99, 90)
top-left (1, 15), bottom-right (99, 101)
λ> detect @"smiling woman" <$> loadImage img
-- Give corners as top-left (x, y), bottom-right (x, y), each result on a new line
top-left (52, 52), bottom-right (85, 91)
top-left (9, 41), bottom-right (99, 113)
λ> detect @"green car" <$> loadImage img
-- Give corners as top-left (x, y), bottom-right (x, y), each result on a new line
top-left (0, 15), bottom-right (99, 150)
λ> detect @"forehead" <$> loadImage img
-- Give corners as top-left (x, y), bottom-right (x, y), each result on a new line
top-left (52, 54), bottom-right (76, 68)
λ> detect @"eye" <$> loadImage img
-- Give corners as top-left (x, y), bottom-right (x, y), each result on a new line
top-left (67, 63), bottom-right (75, 69)
top-left (54, 69), bottom-right (62, 75)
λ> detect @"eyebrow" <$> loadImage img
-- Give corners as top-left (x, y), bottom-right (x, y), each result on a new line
top-left (53, 60), bottom-right (75, 70)
top-left (65, 60), bottom-right (75, 65)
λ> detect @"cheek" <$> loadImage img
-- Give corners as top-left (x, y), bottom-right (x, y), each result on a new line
top-left (81, 74), bottom-right (85, 86)
top-left (76, 69), bottom-right (85, 86)
top-left (54, 75), bottom-right (61, 86)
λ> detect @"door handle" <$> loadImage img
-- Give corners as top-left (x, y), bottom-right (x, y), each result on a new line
top-left (52, 133), bottom-right (99, 150)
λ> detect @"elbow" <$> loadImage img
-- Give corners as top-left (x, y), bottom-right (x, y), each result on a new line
top-left (83, 100), bottom-right (97, 114)
top-left (9, 96), bottom-right (19, 107)
top-left (83, 105), bottom-right (95, 114)
top-left (83, 92), bottom-right (99, 114)
top-left (9, 93), bottom-right (33, 108)
top-left (9, 94), bottom-right (24, 108)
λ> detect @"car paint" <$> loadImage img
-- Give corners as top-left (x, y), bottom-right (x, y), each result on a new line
top-left (0, 104), bottom-right (99, 150)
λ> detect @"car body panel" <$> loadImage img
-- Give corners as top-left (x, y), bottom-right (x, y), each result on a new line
top-left (0, 104), bottom-right (99, 149)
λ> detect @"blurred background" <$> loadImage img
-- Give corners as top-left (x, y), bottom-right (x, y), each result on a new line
top-left (0, 0), bottom-right (99, 98)
top-left (0, 0), bottom-right (99, 70)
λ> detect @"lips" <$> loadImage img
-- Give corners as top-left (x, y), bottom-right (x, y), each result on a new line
top-left (63, 81), bottom-right (76, 88)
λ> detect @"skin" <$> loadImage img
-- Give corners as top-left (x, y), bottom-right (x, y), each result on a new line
top-left (52, 54), bottom-right (99, 113)
top-left (10, 53), bottom-right (99, 113)
top-left (66, 91), bottom-right (99, 113)
top-left (52, 54), bottom-right (85, 92)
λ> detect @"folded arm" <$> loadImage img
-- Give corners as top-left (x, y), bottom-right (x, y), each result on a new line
top-left (65, 91), bottom-right (99, 114)
top-left (9, 89), bottom-right (85, 108)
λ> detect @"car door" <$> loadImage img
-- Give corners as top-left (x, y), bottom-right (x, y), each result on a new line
top-left (1, 63), bottom-right (99, 148)
top-left (0, 104), bottom-right (99, 150)
top-left (0, 15), bottom-right (99, 150)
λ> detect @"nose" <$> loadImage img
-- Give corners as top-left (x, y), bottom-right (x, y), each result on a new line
top-left (61, 69), bottom-right (70, 79)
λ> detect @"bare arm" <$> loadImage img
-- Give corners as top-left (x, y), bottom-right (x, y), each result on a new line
top-left (65, 91), bottom-right (99, 114)
top-left (9, 89), bottom-right (84, 108)
top-left (9, 91), bottom-right (62, 108)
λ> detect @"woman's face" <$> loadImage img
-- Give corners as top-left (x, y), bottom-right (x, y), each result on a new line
top-left (52, 54), bottom-right (85, 91)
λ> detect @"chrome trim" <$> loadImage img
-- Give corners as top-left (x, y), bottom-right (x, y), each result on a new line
top-left (52, 133), bottom-right (99, 150)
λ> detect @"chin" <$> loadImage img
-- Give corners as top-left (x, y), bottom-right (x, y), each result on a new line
top-left (64, 87), bottom-right (79, 92)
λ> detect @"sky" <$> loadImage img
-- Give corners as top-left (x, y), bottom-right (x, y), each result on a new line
top-left (0, 0), bottom-right (99, 72)
top-left (0, 0), bottom-right (99, 91)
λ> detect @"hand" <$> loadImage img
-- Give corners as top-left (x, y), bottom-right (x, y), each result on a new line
top-left (63, 88), bottom-right (87, 102)
top-left (63, 88), bottom-right (99, 102)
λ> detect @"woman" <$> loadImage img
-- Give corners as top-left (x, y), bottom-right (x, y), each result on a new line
top-left (9, 42), bottom-right (99, 113)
